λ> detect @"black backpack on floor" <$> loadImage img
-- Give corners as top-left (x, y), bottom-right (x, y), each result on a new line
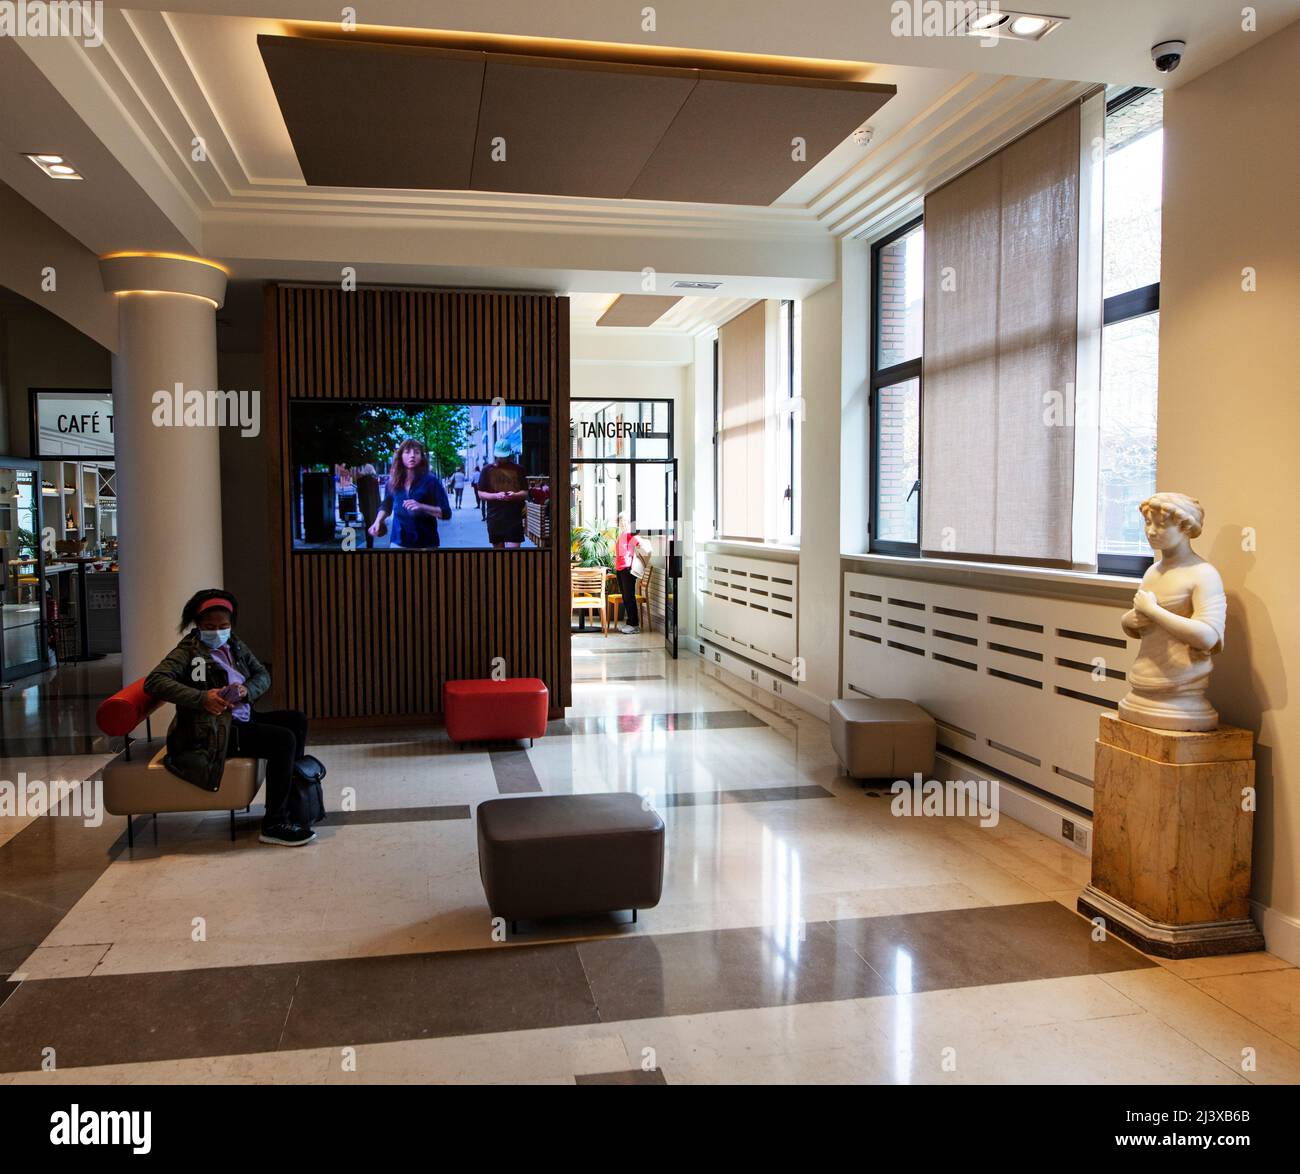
top-left (289, 755), bottom-right (327, 828)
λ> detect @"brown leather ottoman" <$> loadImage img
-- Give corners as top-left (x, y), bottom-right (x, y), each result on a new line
top-left (476, 793), bottom-right (665, 931)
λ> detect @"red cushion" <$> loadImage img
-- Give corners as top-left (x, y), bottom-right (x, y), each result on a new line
top-left (96, 677), bottom-right (163, 737)
top-left (444, 678), bottom-right (549, 742)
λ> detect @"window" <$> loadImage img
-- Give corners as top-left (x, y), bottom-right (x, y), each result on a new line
top-left (870, 217), bottom-right (924, 554)
top-left (867, 94), bottom-right (1161, 574)
top-left (570, 397), bottom-right (674, 536)
top-left (1098, 87), bottom-right (1162, 573)
top-left (711, 336), bottom-right (720, 538)
top-left (713, 300), bottom-right (802, 544)
top-left (774, 299), bottom-right (802, 542)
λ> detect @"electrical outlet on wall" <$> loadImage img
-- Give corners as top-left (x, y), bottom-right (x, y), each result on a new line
top-left (1062, 818), bottom-right (1075, 843)
top-left (751, 668), bottom-right (759, 682)
top-left (772, 680), bottom-right (782, 695)
top-left (1073, 824), bottom-right (1091, 852)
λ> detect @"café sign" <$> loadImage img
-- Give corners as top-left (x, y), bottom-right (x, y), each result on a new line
top-left (32, 390), bottom-right (114, 459)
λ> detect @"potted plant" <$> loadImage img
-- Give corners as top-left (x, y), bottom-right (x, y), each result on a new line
top-left (570, 522), bottom-right (616, 568)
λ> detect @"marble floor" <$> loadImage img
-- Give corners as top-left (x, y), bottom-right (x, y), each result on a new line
top-left (0, 635), bottom-right (1297, 1085)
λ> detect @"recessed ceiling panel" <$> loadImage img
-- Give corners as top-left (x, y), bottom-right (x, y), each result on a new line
top-left (595, 294), bottom-right (683, 327)
top-left (257, 35), bottom-right (485, 190)
top-left (627, 71), bottom-right (895, 205)
top-left (471, 55), bottom-right (697, 198)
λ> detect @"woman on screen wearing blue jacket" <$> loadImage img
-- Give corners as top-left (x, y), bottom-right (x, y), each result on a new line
top-left (368, 439), bottom-right (451, 550)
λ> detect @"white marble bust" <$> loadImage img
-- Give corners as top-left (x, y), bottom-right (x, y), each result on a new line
top-left (1119, 492), bottom-right (1226, 732)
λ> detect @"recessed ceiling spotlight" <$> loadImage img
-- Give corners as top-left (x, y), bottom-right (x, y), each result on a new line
top-left (1009, 15), bottom-right (1051, 37)
top-left (959, 9), bottom-right (1065, 42)
top-left (26, 153), bottom-right (82, 180)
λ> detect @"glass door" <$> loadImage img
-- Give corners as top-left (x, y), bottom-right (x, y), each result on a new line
top-left (626, 458), bottom-right (677, 656)
top-left (0, 462), bottom-right (47, 679)
top-left (570, 396), bottom-right (678, 655)
top-left (664, 459), bottom-right (679, 658)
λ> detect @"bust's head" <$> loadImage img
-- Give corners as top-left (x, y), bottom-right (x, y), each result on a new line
top-left (1139, 492), bottom-right (1204, 552)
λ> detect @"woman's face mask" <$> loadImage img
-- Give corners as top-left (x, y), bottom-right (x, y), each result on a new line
top-left (198, 627), bottom-right (231, 649)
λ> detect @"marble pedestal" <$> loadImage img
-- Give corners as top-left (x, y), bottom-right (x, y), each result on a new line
top-left (1077, 714), bottom-right (1264, 959)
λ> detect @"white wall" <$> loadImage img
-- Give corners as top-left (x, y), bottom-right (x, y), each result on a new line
top-left (2, 302), bottom-right (111, 458)
top-left (0, 180), bottom-right (115, 353)
top-left (1159, 20), bottom-right (1300, 957)
top-left (797, 277), bottom-right (844, 710)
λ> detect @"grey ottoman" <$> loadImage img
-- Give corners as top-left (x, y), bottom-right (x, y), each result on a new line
top-left (831, 697), bottom-right (936, 780)
top-left (477, 793), bottom-right (665, 931)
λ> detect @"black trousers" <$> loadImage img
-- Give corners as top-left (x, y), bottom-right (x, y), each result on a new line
top-left (228, 709), bottom-right (308, 825)
top-left (617, 568), bottom-right (640, 627)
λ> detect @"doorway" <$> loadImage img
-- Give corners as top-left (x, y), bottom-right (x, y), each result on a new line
top-left (570, 398), bottom-right (679, 655)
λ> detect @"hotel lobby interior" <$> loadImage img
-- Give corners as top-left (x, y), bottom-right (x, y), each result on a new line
top-left (0, 0), bottom-right (1298, 1137)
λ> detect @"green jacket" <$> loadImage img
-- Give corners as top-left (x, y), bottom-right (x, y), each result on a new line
top-left (143, 631), bottom-right (272, 791)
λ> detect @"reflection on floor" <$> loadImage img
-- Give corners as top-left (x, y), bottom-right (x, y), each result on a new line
top-left (0, 640), bottom-right (1296, 1085)
top-left (0, 653), bottom-right (122, 757)
top-left (2, 603), bottom-right (42, 670)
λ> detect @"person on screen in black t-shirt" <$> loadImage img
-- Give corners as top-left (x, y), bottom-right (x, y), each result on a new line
top-left (368, 439), bottom-right (451, 550)
top-left (479, 438), bottom-right (529, 549)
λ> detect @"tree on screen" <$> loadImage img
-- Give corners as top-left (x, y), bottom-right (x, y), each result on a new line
top-left (295, 403), bottom-right (470, 477)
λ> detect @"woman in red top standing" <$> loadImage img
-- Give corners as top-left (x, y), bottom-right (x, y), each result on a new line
top-left (613, 511), bottom-right (649, 634)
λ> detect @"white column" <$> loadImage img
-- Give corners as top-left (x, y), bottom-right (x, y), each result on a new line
top-left (98, 253), bottom-right (229, 683)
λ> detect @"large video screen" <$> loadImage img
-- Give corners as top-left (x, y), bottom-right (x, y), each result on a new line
top-left (289, 401), bottom-right (551, 551)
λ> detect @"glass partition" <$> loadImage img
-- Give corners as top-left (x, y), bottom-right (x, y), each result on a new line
top-left (1, 463), bottom-right (46, 677)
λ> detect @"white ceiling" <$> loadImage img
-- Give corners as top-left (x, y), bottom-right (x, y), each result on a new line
top-left (2, 0), bottom-right (1295, 306)
top-left (569, 292), bottom-right (757, 335)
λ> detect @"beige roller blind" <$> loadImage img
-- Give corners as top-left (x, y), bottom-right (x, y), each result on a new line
top-left (718, 302), bottom-right (766, 541)
top-left (921, 105), bottom-right (1081, 564)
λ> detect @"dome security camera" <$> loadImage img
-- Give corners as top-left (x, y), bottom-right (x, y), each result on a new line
top-left (1151, 40), bottom-right (1186, 73)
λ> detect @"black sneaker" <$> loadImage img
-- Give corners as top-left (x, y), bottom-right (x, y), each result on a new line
top-left (258, 821), bottom-right (316, 846)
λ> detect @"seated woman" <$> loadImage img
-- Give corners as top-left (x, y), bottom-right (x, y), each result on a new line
top-left (144, 588), bottom-right (315, 846)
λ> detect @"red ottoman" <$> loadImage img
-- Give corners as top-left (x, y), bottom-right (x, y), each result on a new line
top-left (444, 678), bottom-right (549, 745)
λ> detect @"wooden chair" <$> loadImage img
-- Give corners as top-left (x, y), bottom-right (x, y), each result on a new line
top-left (608, 562), bottom-right (655, 633)
top-left (571, 566), bottom-right (609, 636)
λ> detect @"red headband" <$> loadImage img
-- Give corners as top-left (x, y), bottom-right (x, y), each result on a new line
top-left (196, 596), bottom-right (234, 616)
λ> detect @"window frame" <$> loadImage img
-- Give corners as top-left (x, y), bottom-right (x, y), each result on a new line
top-left (775, 298), bottom-right (802, 544)
top-left (1096, 84), bottom-right (1161, 578)
top-left (570, 396), bottom-right (675, 537)
top-left (711, 335), bottom-right (720, 539)
top-left (869, 214), bottom-right (924, 557)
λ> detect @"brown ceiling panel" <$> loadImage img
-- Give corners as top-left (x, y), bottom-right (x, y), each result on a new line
top-left (595, 294), bottom-right (683, 327)
top-left (471, 55), bottom-right (697, 198)
top-left (257, 35), bottom-right (485, 190)
top-left (626, 71), bottom-right (895, 205)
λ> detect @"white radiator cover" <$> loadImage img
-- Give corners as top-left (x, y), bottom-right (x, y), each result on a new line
top-left (842, 571), bottom-right (1136, 811)
top-left (697, 552), bottom-right (799, 677)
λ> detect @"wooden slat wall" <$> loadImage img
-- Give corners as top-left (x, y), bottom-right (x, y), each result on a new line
top-left (265, 284), bottom-right (571, 721)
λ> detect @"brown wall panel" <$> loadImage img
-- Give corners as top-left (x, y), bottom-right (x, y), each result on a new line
top-left (267, 285), bottom-right (570, 722)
